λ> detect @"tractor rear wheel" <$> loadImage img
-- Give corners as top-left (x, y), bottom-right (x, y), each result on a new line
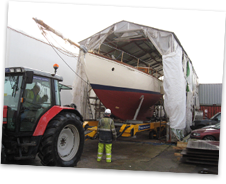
top-left (38, 112), bottom-right (84, 167)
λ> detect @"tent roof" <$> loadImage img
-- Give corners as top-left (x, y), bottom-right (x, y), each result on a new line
top-left (79, 20), bottom-right (196, 79)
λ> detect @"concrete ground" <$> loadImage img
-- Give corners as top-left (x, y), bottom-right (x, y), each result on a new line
top-left (77, 131), bottom-right (218, 174)
top-left (2, 131), bottom-right (218, 174)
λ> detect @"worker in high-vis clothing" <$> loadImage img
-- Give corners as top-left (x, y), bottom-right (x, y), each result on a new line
top-left (24, 84), bottom-right (48, 105)
top-left (97, 109), bottom-right (117, 162)
top-left (21, 84), bottom-right (48, 122)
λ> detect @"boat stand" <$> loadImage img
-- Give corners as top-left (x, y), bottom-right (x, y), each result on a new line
top-left (83, 97), bottom-right (167, 140)
top-left (133, 95), bottom-right (144, 120)
top-left (83, 120), bottom-right (167, 140)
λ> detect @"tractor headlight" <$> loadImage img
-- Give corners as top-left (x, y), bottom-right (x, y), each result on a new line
top-left (15, 68), bottom-right (22, 72)
top-left (5, 67), bottom-right (23, 73)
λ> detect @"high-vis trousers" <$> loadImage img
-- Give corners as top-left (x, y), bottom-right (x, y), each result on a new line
top-left (97, 143), bottom-right (112, 162)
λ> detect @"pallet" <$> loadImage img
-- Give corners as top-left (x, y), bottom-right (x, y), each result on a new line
top-left (173, 141), bottom-right (188, 150)
top-left (173, 141), bottom-right (188, 161)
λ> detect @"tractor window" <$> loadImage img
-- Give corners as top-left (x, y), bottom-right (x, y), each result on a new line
top-left (20, 75), bottom-right (52, 131)
top-left (4, 75), bottom-right (23, 131)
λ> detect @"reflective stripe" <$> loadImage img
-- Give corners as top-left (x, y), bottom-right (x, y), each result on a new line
top-left (98, 152), bottom-right (103, 155)
top-left (106, 158), bottom-right (111, 160)
top-left (98, 128), bottom-right (111, 131)
top-left (97, 157), bottom-right (102, 159)
top-left (106, 153), bottom-right (111, 155)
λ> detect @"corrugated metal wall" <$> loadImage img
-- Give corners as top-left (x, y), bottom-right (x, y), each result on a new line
top-left (200, 105), bottom-right (221, 119)
top-left (198, 83), bottom-right (222, 118)
top-left (198, 84), bottom-right (222, 106)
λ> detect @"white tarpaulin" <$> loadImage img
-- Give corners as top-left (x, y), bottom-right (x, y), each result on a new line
top-left (72, 50), bottom-right (89, 116)
top-left (163, 44), bottom-right (186, 129)
top-left (76, 21), bottom-right (198, 133)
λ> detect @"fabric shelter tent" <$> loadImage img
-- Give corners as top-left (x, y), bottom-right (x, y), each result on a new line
top-left (72, 20), bottom-right (199, 138)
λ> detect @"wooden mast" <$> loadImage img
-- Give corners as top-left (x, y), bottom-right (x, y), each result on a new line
top-left (33, 18), bottom-right (81, 49)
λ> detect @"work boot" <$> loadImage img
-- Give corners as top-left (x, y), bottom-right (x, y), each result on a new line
top-left (97, 158), bottom-right (102, 162)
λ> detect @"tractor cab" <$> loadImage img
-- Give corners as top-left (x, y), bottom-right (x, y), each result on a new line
top-left (2, 66), bottom-right (84, 166)
top-left (4, 67), bottom-right (63, 134)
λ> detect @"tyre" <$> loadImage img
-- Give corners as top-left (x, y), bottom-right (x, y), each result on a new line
top-left (1, 145), bottom-right (7, 164)
top-left (155, 127), bottom-right (162, 139)
top-left (1, 135), bottom-right (15, 163)
top-left (149, 131), bottom-right (154, 139)
top-left (38, 112), bottom-right (84, 167)
top-left (203, 135), bottom-right (216, 141)
top-left (161, 127), bottom-right (166, 136)
top-left (156, 130), bottom-right (160, 139)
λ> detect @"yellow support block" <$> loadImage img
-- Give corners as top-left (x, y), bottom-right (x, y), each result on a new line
top-left (87, 126), bottom-right (97, 131)
top-left (150, 121), bottom-right (166, 130)
top-left (85, 130), bottom-right (97, 140)
top-left (119, 124), bottom-right (135, 137)
top-left (83, 121), bottom-right (98, 128)
top-left (119, 121), bottom-right (167, 137)
top-left (84, 120), bottom-right (167, 139)
top-left (83, 121), bottom-right (99, 140)
top-left (136, 123), bottom-right (151, 133)
top-left (83, 121), bottom-right (89, 128)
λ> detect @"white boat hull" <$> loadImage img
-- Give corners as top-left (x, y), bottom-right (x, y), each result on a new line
top-left (83, 53), bottom-right (163, 121)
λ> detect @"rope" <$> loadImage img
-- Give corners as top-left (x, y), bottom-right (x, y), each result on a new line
top-left (35, 24), bottom-right (89, 84)
top-left (48, 32), bottom-right (78, 58)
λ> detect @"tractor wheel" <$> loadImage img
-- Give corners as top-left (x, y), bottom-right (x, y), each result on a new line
top-left (38, 112), bottom-right (84, 167)
top-left (1, 145), bottom-right (7, 164)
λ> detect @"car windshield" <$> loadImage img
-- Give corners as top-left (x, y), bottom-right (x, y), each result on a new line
top-left (210, 112), bottom-right (221, 121)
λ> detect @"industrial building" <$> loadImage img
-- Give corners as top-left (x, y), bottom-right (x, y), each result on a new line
top-left (5, 27), bottom-right (78, 105)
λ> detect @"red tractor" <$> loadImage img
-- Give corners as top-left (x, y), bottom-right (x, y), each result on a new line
top-left (2, 66), bottom-right (84, 166)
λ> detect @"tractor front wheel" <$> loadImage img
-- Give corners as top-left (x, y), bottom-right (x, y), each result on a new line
top-left (38, 112), bottom-right (84, 167)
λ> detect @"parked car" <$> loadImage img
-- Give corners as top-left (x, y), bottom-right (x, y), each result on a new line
top-left (190, 123), bottom-right (220, 141)
top-left (190, 112), bottom-right (221, 130)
